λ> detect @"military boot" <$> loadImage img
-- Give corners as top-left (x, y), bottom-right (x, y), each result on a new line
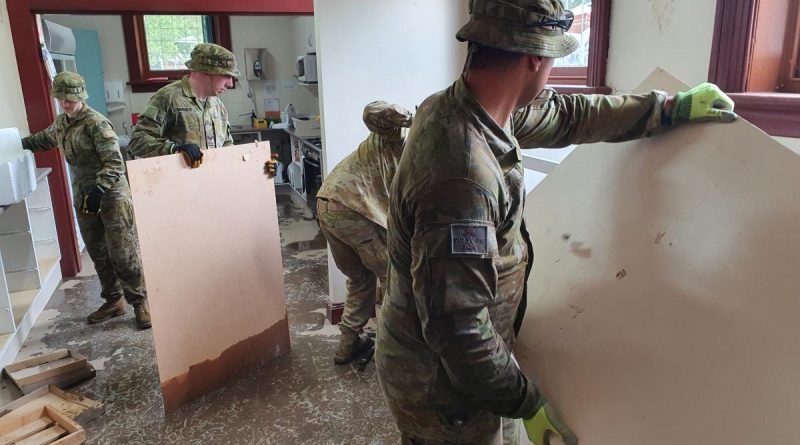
top-left (334, 330), bottom-right (374, 365)
top-left (133, 301), bottom-right (152, 330)
top-left (87, 298), bottom-right (125, 324)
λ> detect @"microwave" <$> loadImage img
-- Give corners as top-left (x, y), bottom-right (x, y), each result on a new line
top-left (296, 53), bottom-right (318, 83)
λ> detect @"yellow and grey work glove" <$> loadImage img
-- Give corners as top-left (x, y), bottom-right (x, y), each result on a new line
top-left (264, 153), bottom-right (279, 178)
top-left (671, 82), bottom-right (737, 126)
top-left (523, 397), bottom-right (577, 445)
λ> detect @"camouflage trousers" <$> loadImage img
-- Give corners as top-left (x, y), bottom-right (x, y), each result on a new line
top-left (316, 199), bottom-right (386, 335)
top-left (76, 188), bottom-right (146, 306)
top-left (399, 418), bottom-right (522, 444)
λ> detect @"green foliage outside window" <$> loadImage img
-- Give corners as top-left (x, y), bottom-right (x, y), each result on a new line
top-left (144, 15), bottom-right (211, 71)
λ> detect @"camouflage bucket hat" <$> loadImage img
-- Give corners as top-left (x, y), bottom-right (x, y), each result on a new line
top-left (362, 101), bottom-right (413, 135)
top-left (51, 71), bottom-right (88, 101)
top-left (456, 0), bottom-right (579, 58)
top-left (185, 43), bottom-right (240, 79)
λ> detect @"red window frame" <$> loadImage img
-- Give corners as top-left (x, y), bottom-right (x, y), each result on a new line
top-left (709, 0), bottom-right (800, 138)
top-left (549, 0), bottom-right (612, 94)
top-left (122, 14), bottom-right (233, 93)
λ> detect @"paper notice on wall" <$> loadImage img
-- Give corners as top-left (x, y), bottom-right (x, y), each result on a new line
top-left (278, 79), bottom-right (298, 91)
top-left (264, 80), bottom-right (277, 96)
top-left (264, 98), bottom-right (280, 114)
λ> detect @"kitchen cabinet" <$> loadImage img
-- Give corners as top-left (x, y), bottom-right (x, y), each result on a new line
top-left (230, 127), bottom-right (291, 184)
top-left (284, 129), bottom-right (323, 216)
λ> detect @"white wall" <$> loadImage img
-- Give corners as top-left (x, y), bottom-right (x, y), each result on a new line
top-left (606, 0), bottom-right (717, 92)
top-left (44, 14), bottom-right (317, 134)
top-left (314, 0), bottom-right (468, 304)
top-left (1, 0), bottom-right (30, 133)
top-left (224, 16), bottom-right (319, 127)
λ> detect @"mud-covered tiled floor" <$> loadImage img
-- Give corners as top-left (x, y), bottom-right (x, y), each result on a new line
top-left (0, 186), bottom-right (400, 444)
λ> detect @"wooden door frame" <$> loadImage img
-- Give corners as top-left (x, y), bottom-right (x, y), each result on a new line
top-left (7, 0), bottom-right (313, 276)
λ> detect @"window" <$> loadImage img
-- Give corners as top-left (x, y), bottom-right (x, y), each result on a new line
top-left (709, 0), bottom-right (800, 137)
top-left (142, 15), bottom-right (212, 73)
top-left (779, 0), bottom-right (800, 94)
top-left (548, 0), bottom-right (612, 94)
top-left (122, 14), bottom-right (232, 93)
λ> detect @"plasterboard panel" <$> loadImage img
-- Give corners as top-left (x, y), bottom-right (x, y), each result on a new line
top-left (518, 70), bottom-right (800, 444)
top-left (127, 142), bottom-right (290, 411)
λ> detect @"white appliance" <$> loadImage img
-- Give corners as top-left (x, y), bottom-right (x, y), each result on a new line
top-left (40, 18), bottom-right (86, 252)
top-left (296, 53), bottom-right (317, 83)
top-left (42, 20), bottom-right (77, 79)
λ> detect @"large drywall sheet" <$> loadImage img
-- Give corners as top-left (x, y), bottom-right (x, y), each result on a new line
top-left (518, 70), bottom-right (800, 444)
top-left (127, 143), bottom-right (290, 411)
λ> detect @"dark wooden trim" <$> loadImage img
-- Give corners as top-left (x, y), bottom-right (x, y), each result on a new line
top-left (730, 93), bottom-right (800, 138)
top-left (7, 1), bottom-right (81, 277)
top-left (708, 0), bottom-right (758, 92)
top-left (587, 0), bottom-right (611, 87)
top-left (779, 0), bottom-right (800, 94)
top-left (709, 0), bottom-right (800, 137)
top-left (549, 66), bottom-right (588, 85)
top-left (26, 0), bottom-right (313, 14)
top-left (547, 0), bottom-right (610, 87)
top-left (551, 85), bottom-right (613, 95)
top-left (327, 300), bottom-right (344, 325)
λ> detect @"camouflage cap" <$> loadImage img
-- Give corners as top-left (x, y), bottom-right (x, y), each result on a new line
top-left (185, 43), bottom-right (240, 79)
top-left (362, 101), bottom-right (413, 135)
top-left (51, 71), bottom-right (88, 101)
top-left (456, 0), bottom-right (578, 58)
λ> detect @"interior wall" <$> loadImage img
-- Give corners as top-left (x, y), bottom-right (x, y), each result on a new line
top-left (1, 0), bottom-right (30, 133)
top-left (314, 0), bottom-right (468, 304)
top-left (43, 14), bottom-right (318, 135)
top-left (223, 15), bottom-right (319, 127)
top-left (606, 0), bottom-right (716, 92)
top-left (605, 0), bottom-right (799, 148)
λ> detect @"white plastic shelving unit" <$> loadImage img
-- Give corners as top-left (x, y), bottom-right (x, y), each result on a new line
top-left (0, 168), bottom-right (62, 366)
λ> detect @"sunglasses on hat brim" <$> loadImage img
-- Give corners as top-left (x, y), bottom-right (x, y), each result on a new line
top-left (531, 10), bottom-right (574, 32)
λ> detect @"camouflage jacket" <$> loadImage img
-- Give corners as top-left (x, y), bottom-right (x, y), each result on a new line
top-left (316, 129), bottom-right (406, 229)
top-left (376, 77), bottom-right (666, 440)
top-left (22, 105), bottom-right (127, 198)
top-left (129, 76), bottom-right (233, 158)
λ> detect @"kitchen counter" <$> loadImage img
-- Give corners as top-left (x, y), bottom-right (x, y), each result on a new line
top-left (230, 126), bottom-right (289, 136)
top-left (283, 129), bottom-right (322, 152)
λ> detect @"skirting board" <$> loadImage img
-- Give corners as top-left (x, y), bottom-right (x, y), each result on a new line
top-left (516, 69), bottom-right (800, 444)
top-left (127, 142), bottom-right (291, 411)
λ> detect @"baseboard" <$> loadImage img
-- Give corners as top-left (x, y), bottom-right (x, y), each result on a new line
top-left (326, 300), bottom-right (344, 325)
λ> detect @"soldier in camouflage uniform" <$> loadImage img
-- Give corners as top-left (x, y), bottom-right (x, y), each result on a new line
top-left (22, 72), bottom-right (151, 330)
top-left (375, 1), bottom-right (736, 444)
top-left (316, 101), bottom-right (413, 365)
top-left (129, 43), bottom-right (238, 168)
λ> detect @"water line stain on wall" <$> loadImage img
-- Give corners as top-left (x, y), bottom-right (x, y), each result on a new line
top-left (648, 0), bottom-right (677, 33)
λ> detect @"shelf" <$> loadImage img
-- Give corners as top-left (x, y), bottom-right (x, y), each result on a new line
top-left (0, 168), bottom-right (61, 367)
top-left (0, 230), bottom-right (30, 237)
top-left (10, 289), bottom-right (37, 326)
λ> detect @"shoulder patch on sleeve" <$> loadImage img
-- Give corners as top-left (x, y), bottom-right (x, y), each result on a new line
top-left (141, 105), bottom-right (164, 123)
top-left (101, 127), bottom-right (117, 139)
top-left (450, 224), bottom-right (488, 255)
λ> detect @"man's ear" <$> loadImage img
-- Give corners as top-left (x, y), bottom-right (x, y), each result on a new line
top-left (526, 54), bottom-right (545, 72)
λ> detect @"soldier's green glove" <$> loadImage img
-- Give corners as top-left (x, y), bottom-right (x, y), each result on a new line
top-left (523, 397), bottom-right (577, 445)
top-left (671, 82), bottom-right (736, 125)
